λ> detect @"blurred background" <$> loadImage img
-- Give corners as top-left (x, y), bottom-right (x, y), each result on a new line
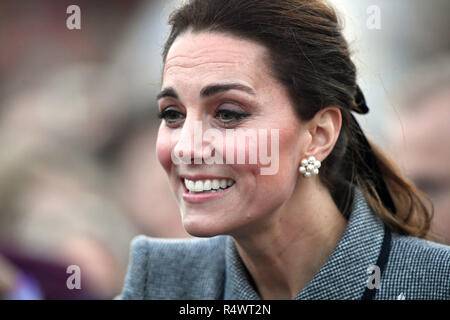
top-left (0, 0), bottom-right (448, 299)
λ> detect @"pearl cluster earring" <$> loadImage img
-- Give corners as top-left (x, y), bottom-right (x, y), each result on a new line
top-left (299, 156), bottom-right (321, 178)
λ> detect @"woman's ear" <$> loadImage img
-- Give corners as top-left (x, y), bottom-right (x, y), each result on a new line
top-left (304, 106), bottom-right (342, 161)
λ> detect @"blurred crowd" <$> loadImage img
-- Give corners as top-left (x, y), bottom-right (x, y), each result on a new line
top-left (0, 0), bottom-right (448, 299)
top-left (0, 0), bottom-right (189, 299)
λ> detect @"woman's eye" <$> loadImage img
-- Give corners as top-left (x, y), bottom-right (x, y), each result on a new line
top-left (158, 109), bottom-right (185, 126)
top-left (215, 109), bottom-right (249, 125)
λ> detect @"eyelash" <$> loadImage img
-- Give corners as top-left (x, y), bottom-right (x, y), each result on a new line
top-left (158, 107), bottom-right (250, 127)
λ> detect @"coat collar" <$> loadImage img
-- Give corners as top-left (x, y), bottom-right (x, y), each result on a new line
top-left (223, 186), bottom-right (386, 300)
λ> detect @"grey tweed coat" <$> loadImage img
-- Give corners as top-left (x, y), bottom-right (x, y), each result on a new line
top-left (119, 187), bottom-right (450, 300)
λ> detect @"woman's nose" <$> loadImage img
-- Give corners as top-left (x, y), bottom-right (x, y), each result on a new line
top-left (172, 119), bottom-right (213, 165)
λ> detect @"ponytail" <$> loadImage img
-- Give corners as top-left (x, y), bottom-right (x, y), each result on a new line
top-left (339, 87), bottom-right (434, 238)
top-left (358, 141), bottom-right (434, 238)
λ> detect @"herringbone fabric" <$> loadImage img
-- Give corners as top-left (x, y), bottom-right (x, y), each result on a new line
top-left (120, 187), bottom-right (450, 300)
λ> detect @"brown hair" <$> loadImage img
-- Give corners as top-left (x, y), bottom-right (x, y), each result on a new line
top-left (161, 0), bottom-right (433, 238)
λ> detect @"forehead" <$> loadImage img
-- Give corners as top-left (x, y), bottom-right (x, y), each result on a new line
top-left (163, 31), bottom-right (270, 88)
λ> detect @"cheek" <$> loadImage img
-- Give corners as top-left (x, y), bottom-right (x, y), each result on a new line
top-left (260, 127), bottom-right (304, 192)
top-left (156, 126), bottom-right (174, 174)
top-left (259, 131), bottom-right (299, 194)
top-left (238, 127), bottom-right (302, 212)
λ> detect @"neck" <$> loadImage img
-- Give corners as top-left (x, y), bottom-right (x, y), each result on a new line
top-left (231, 178), bottom-right (347, 300)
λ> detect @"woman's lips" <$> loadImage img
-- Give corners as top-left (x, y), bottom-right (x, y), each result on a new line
top-left (180, 177), bottom-right (235, 204)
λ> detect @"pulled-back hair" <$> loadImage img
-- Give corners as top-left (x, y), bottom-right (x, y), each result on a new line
top-left (161, 0), bottom-right (433, 238)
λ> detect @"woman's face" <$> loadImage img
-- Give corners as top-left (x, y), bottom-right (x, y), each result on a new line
top-left (156, 31), bottom-right (310, 237)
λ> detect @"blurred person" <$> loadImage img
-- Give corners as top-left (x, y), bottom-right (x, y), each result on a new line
top-left (0, 137), bottom-right (138, 299)
top-left (0, 63), bottom-right (136, 156)
top-left (387, 55), bottom-right (450, 244)
top-left (0, 0), bottom-right (181, 299)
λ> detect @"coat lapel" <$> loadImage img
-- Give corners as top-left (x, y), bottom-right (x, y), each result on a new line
top-left (223, 187), bottom-right (386, 300)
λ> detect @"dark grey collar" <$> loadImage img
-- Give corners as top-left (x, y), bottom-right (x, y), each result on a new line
top-left (223, 187), bottom-right (386, 300)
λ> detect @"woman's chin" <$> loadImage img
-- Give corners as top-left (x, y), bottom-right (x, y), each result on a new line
top-left (182, 216), bottom-right (227, 238)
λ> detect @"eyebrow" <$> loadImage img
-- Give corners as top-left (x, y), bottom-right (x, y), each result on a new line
top-left (156, 87), bottom-right (178, 101)
top-left (156, 83), bottom-right (256, 101)
top-left (200, 83), bottom-right (256, 97)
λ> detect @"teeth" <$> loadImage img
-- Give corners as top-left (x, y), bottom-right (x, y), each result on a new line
top-left (212, 179), bottom-right (220, 190)
top-left (194, 180), bottom-right (203, 192)
top-left (183, 178), bottom-right (235, 193)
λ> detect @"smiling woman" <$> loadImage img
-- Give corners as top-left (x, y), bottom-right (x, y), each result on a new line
top-left (119, 0), bottom-right (450, 300)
